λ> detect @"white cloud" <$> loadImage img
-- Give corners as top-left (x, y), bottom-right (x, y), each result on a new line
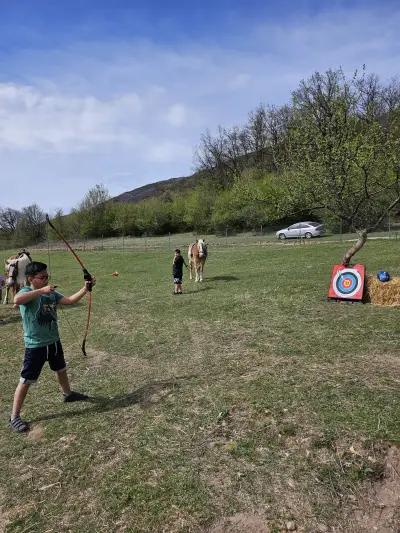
top-left (0, 84), bottom-right (143, 152)
top-left (146, 140), bottom-right (192, 163)
top-left (227, 73), bottom-right (251, 90)
top-left (164, 103), bottom-right (187, 127)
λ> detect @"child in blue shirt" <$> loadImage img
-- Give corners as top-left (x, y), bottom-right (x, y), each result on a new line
top-left (10, 261), bottom-right (95, 433)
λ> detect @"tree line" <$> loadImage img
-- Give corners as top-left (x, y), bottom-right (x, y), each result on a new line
top-left (2, 67), bottom-right (400, 259)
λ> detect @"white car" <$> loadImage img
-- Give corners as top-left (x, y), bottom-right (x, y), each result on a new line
top-left (276, 221), bottom-right (325, 240)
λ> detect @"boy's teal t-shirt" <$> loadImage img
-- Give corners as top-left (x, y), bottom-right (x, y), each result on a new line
top-left (18, 287), bottom-right (64, 348)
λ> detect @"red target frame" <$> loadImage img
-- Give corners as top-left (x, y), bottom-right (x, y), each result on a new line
top-left (328, 264), bottom-right (365, 301)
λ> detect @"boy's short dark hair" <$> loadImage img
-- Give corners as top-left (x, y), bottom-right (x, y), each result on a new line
top-left (25, 262), bottom-right (48, 277)
top-left (175, 249), bottom-right (181, 254)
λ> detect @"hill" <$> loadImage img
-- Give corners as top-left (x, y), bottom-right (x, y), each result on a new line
top-left (111, 171), bottom-right (203, 204)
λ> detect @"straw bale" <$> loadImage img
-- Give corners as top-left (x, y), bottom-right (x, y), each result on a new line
top-left (365, 275), bottom-right (400, 306)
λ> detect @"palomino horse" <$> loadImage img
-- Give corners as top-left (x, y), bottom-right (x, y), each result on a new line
top-left (188, 239), bottom-right (208, 282)
top-left (3, 250), bottom-right (32, 304)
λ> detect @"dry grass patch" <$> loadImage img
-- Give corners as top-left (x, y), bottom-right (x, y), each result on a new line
top-left (0, 488), bottom-right (9, 533)
top-left (209, 513), bottom-right (270, 532)
top-left (346, 445), bottom-right (400, 532)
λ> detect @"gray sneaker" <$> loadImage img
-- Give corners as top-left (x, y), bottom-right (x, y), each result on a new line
top-left (9, 416), bottom-right (29, 433)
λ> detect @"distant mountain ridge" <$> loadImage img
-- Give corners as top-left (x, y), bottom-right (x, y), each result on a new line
top-left (111, 171), bottom-right (202, 204)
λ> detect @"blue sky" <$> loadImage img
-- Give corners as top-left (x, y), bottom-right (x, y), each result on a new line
top-left (1, 0), bottom-right (399, 213)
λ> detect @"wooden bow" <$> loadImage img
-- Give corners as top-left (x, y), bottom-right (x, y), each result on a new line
top-left (46, 215), bottom-right (93, 356)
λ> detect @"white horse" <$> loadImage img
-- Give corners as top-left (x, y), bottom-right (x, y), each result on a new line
top-left (3, 250), bottom-right (32, 304)
top-left (188, 239), bottom-right (208, 282)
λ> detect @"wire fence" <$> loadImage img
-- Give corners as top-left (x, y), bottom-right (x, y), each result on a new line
top-left (1, 226), bottom-right (400, 255)
top-left (22, 231), bottom-right (280, 253)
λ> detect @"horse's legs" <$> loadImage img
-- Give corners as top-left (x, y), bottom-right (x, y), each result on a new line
top-left (12, 286), bottom-right (18, 308)
top-left (3, 286), bottom-right (9, 305)
top-left (197, 260), bottom-right (203, 282)
top-left (189, 260), bottom-right (193, 280)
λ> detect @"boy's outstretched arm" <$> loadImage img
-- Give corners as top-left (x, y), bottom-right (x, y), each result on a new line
top-left (14, 285), bottom-right (57, 305)
top-left (59, 278), bottom-right (96, 305)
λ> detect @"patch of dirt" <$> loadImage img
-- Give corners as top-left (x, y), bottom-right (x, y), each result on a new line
top-left (84, 348), bottom-right (152, 375)
top-left (84, 349), bottom-right (111, 368)
top-left (348, 445), bottom-right (400, 532)
top-left (27, 424), bottom-right (45, 441)
top-left (208, 513), bottom-right (269, 532)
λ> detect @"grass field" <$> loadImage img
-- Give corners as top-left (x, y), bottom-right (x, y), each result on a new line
top-left (1, 238), bottom-right (400, 532)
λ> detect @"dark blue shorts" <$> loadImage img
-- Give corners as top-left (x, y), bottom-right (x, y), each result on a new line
top-left (173, 277), bottom-right (182, 284)
top-left (20, 340), bottom-right (66, 384)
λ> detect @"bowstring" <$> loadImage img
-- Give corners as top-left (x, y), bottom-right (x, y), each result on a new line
top-left (47, 223), bottom-right (81, 349)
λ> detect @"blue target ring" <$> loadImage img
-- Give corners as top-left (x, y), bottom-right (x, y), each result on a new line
top-left (337, 272), bottom-right (358, 294)
top-left (332, 268), bottom-right (362, 298)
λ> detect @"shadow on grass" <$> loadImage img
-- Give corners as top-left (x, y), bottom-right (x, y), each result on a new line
top-left (183, 286), bottom-right (214, 294)
top-left (206, 275), bottom-right (239, 282)
top-left (30, 375), bottom-right (196, 423)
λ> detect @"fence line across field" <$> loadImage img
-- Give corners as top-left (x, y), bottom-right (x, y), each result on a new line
top-left (1, 227), bottom-right (399, 253)
top-left (28, 232), bottom-right (400, 253)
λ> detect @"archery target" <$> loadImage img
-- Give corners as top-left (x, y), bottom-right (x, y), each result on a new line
top-left (328, 264), bottom-right (365, 301)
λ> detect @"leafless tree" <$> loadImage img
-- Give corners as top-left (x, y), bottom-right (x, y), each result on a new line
top-left (16, 204), bottom-right (46, 242)
top-left (0, 207), bottom-right (21, 234)
top-left (195, 126), bottom-right (252, 187)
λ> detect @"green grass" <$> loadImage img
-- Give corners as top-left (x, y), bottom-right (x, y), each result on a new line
top-left (1, 238), bottom-right (400, 531)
